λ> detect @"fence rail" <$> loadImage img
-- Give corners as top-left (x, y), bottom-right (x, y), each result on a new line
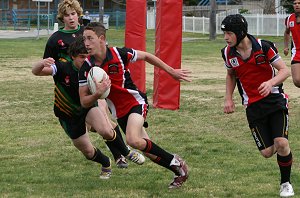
top-left (1, 9), bottom-right (290, 37)
top-left (147, 10), bottom-right (289, 37)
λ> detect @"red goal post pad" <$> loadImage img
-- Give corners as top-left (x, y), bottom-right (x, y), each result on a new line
top-left (153, 0), bottom-right (182, 110)
top-left (125, 0), bottom-right (147, 93)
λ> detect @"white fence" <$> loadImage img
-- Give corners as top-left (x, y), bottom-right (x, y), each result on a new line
top-left (147, 10), bottom-right (289, 36)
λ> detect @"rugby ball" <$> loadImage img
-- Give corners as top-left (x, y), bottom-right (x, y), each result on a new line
top-left (87, 67), bottom-right (110, 99)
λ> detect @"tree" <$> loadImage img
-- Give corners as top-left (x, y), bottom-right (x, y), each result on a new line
top-left (263, 0), bottom-right (276, 14)
top-left (281, 0), bottom-right (293, 13)
top-left (209, 0), bottom-right (216, 40)
top-left (183, 0), bottom-right (198, 6)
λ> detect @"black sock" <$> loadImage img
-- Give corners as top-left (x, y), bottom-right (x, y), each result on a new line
top-left (115, 125), bottom-right (126, 140)
top-left (105, 127), bottom-right (130, 158)
top-left (277, 152), bottom-right (293, 184)
top-left (142, 138), bottom-right (174, 165)
top-left (151, 156), bottom-right (180, 175)
top-left (88, 147), bottom-right (110, 167)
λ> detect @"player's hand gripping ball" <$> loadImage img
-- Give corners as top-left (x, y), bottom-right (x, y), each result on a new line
top-left (87, 67), bottom-right (110, 99)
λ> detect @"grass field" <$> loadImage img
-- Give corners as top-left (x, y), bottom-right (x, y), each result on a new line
top-left (1, 30), bottom-right (300, 198)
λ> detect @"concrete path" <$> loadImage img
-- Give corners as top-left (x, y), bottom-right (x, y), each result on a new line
top-left (0, 29), bottom-right (54, 39)
top-left (0, 29), bottom-right (202, 42)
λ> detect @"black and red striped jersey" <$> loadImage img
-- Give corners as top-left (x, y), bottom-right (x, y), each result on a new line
top-left (43, 25), bottom-right (84, 62)
top-left (51, 61), bottom-right (88, 120)
top-left (221, 34), bottom-right (285, 106)
top-left (285, 13), bottom-right (300, 62)
top-left (79, 46), bottom-right (147, 119)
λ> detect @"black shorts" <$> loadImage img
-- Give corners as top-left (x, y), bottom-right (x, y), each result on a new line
top-left (291, 60), bottom-right (300, 65)
top-left (117, 104), bottom-right (149, 133)
top-left (248, 110), bottom-right (289, 151)
top-left (58, 114), bottom-right (87, 139)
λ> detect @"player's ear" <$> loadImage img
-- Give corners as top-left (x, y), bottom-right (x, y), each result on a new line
top-left (99, 34), bottom-right (105, 41)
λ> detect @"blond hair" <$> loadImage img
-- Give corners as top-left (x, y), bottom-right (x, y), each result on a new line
top-left (57, 0), bottom-right (83, 23)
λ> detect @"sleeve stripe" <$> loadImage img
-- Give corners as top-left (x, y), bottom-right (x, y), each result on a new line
top-left (79, 80), bottom-right (88, 87)
top-left (130, 49), bottom-right (137, 62)
top-left (51, 64), bottom-right (57, 76)
top-left (270, 55), bottom-right (280, 63)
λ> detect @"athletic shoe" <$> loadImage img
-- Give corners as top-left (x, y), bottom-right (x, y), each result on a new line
top-left (115, 155), bottom-right (128, 168)
top-left (280, 182), bottom-right (294, 197)
top-left (99, 159), bottom-right (112, 179)
top-left (126, 150), bottom-right (145, 165)
top-left (168, 155), bottom-right (189, 189)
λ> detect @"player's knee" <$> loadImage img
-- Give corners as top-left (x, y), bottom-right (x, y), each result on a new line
top-left (93, 126), bottom-right (113, 140)
top-left (77, 146), bottom-right (94, 159)
top-left (260, 149), bottom-right (273, 158)
top-left (274, 138), bottom-right (289, 152)
top-left (100, 129), bottom-right (113, 140)
top-left (292, 78), bottom-right (300, 88)
top-left (126, 137), bottom-right (143, 150)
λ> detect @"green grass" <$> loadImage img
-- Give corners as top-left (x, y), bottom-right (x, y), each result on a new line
top-left (1, 30), bottom-right (300, 197)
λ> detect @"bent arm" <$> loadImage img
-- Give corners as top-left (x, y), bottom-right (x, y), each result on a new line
top-left (32, 58), bottom-right (55, 76)
top-left (79, 78), bottom-right (111, 108)
top-left (270, 59), bottom-right (290, 85)
top-left (79, 85), bottom-right (100, 108)
top-left (258, 59), bottom-right (290, 97)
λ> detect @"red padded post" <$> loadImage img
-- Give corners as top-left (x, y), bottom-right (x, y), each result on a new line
top-left (153, 0), bottom-right (182, 109)
top-left (125, 0), bottom-right (147, 93)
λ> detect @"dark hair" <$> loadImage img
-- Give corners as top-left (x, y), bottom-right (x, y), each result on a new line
top-left (85, 22), bottom-right (106, 37)
top-left (221, 14), bottom-right (248, 46)
top-left (68, 35), bottom-right (88, 58)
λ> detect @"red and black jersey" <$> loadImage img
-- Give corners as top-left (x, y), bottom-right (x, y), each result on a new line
top-left (79, 46), bottom-right (147, 119)
top-left (52, 61), bottom-right (89, 120)
top-left (221, 34), bottom-right (285, 106)
top-left (221, 34), bottom-right (288, 122)
top-left (285, 13), bottom-right (300, 62)
top-left (43, 25), bottom-right (84, 62)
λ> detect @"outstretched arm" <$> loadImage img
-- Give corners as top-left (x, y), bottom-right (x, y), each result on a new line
top-left (136, 50), bottom-right (191, 82)
top-left (32, 57), bottom-right (55, 76)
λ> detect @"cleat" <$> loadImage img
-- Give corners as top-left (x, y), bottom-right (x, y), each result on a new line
top-left (116, 155), bottom-right (128, 168)
top-left (168, 155), bottom-right (189, 189)
top-left (126, 150), bottom-right (145, 165)
top-left (99, 159), bottom-right (112, 179)
top-left (280, 182), bottom-right (294, 197)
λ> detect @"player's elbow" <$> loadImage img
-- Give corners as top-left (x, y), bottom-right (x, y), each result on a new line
top-left (80, 100), bottom-right (90, 109)
top-left (292, 79), bottom-right (300, 88)
top-left (31, 68), bottom-right (39, 76)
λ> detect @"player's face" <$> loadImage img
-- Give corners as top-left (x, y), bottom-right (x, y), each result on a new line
top-left (63, 8), bottom-right (79, 30)
top-left (83, 30), bottom-right (106, 56)
top-left (223, 31), bottom-right (237, 47)
top-left (294, 0), bottom-right (300, 13)
top-left (72, 54), bottom-right (88, 69)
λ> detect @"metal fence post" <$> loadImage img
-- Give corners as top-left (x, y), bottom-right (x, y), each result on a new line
top-left (116, 11), bottom-right (119, 30)
top-left (203, 16), bottom-right (205, 34)
top-left (193, 16), bottom-right (195, 33)
top-left (256, 14), bottom-right (259, 36)
top-left (277, 14), bottom-right (279, 36)
top-left (183, 16), bottom-right (185, 32)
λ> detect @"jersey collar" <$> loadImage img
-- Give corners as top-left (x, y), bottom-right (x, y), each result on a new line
top-left (71, 61), bottom-right (79, 71)
top-left (89, 46), bottom-right (113, 68)
top-left (59, 25), bottom-right (81, 33)
top-left (229, 34), bottom-right (262, 56)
